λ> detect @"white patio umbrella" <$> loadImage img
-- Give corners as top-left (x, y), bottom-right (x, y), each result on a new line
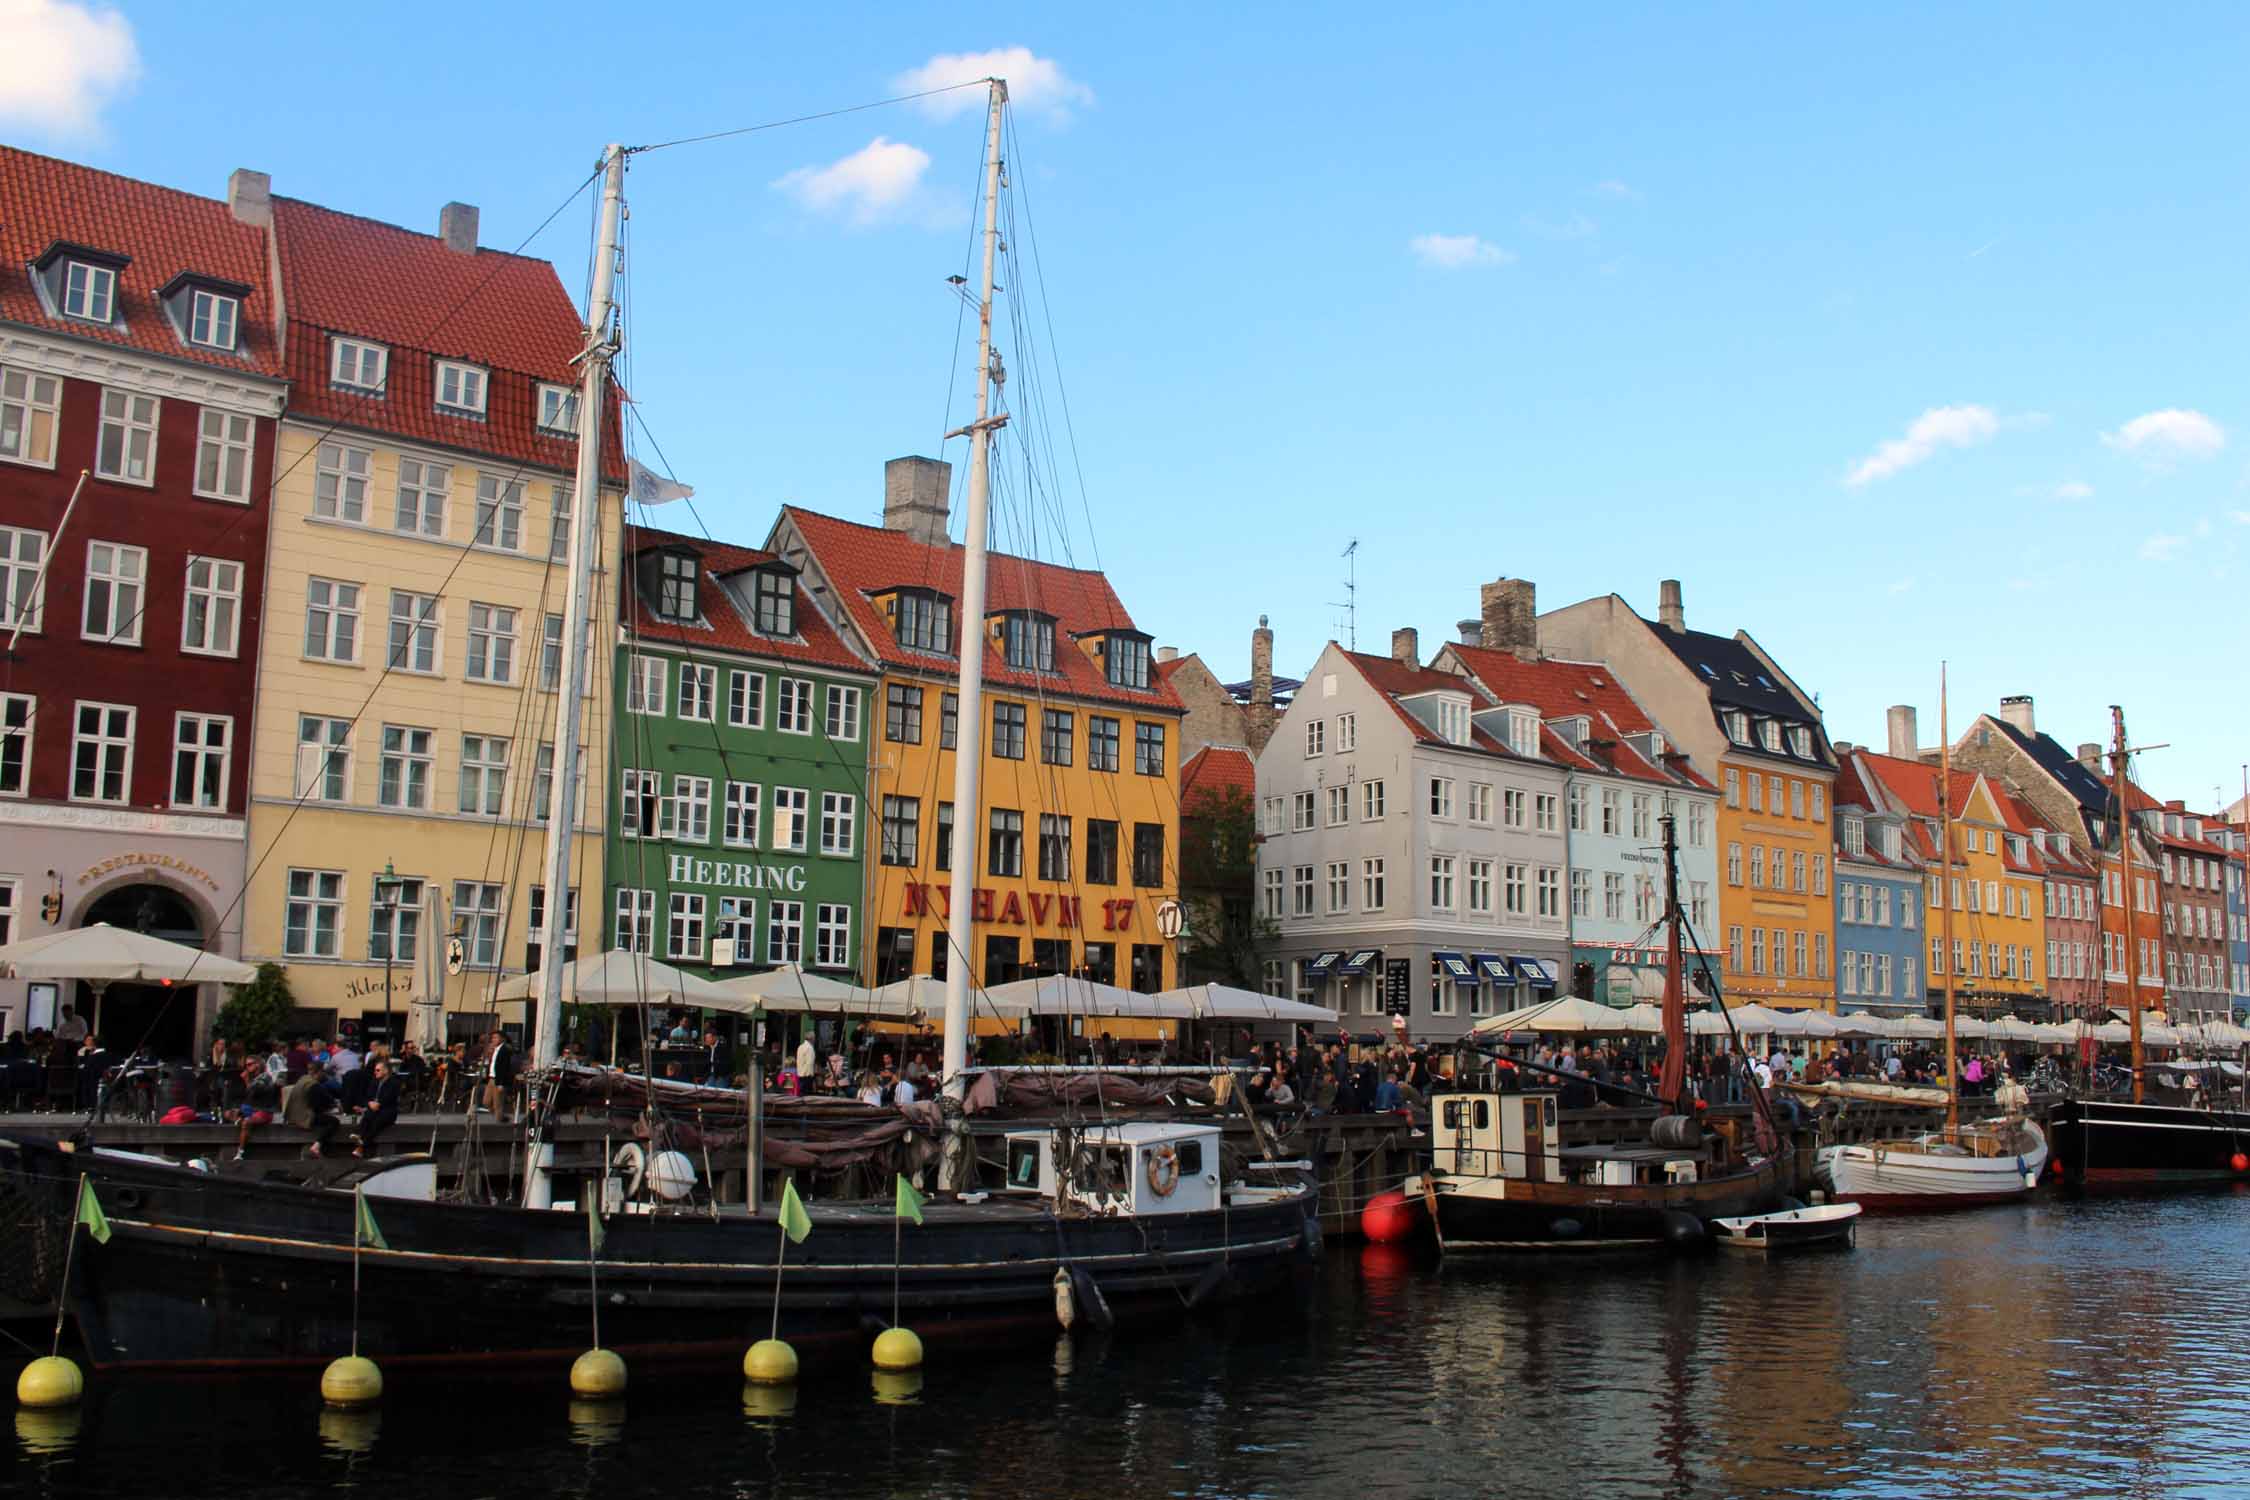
top-left (1159, 983), bottom-right (1338, 1025)
top-left (409, 888), bottom-right (447, 1052)
top-left (1616, 1002), bottom-right (1667, 1035)
top-left (1470, 994), bottom-right (1642, 1036)
top-left (1719, 1003), bottom-right (1792, 1034)
top-left (0, 922), bottom-right (256, 1034)
top-left (1984, 1015), bottom-right (2042, 1044)
top-left (2141, 1021), bottom-right (2183, 1048)
top-left (1768, 1009), bottom-right (1849, 1039)
top-left (2193, 1020), bottom-right (2250, 1047)
top-left (1952, 1015), bottom-right (1990, 1039)
top-left (983, 974), bottom-right (1184, 1017)
top-left (1896, 1015), bottom-right (1949, 1041)
top-left (1837, 1011), bottom-right (1902, 1039)
top-left (714, 963), bottom-right (878, 1014)
top-left (495, 949), bottom-right (751, 1014)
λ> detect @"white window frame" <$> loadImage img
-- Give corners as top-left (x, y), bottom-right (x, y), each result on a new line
top-left (394, 457), bottom-right (451, 537)
top-left (724, 781), bottom-right (763, 849)
top-left (820, 791), bottom-right (856, 856)
top-left (70, 700), bottom-right (134, 805)
top-left (825, 684), bottom-right (863, 743)
top-left (314, 441), bottom-right (372, 522)
top-left (0, 525), bottom-right (45, 635)
top-left (667, 892), bottom-right (707, 961)
top-left (378, 724), bottom-right (434, 809)
top-left (434, 359), bottom-right (488, 416)
top-left (171, 711), bottom-right (231, 810)
top-left (284, 868), bottom-right (346, 958)
top-left (777, 677), bottom-right (814, 735)
top-left (678, 661), bottom-right (717, 722)
top-left (1363, 779), bottom-right (1385, 820)
top-left (64, 261), bottom-right (116, 322)
top-left (81, 540), bottom-right (146, 645)
top-left (627, 655), bottom-right (667, 716)
top-left (815, 904), bottom-right (853, 969)
top-left (188, 288), bottom-right (238, 351)
top-left (728, 670), bottom-right (765, 729)
top-left (458, 733), bottom-right (510, 816)
top-left (330, 337), bottom-right (389, 394)
top-left (773, 787), bottom-right (810, 852)
top-left (453, 881), bottom-right (503, 969)
top-left (717, 897), bottom-right (756, 964)
top-left (193, 408), bottom-right (255, 502)
top-left (547, 484), bottom-right (574, 563)
top-left (0, 692), bottom-right (33, 797)
top-left (473, 472), bottom-right (524, 551)
top-left (670, 774), bottom-right (713, 844)
top-left (768, 900), bottom-right (805, 966)
top-left (0, 366), bottom-right (62, 468)
top-left (615, 888), bottom-right (656, 955)
top-left (296, 716), bottom-right (351, 801)
top-left (304, 577), bottom-right (360, 663)
top-left (174, 554), bottom-right (241, 659)
top-left (387, 591), bottom-right (440, 675)
top-left (465, 602), bottom-right (517, 685)
top-left (536, 383), bottom-right (580, 435)
top-left (1362, 856), bottom-right (1386, 911)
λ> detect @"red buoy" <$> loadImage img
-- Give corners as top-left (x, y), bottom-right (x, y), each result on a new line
top-left (2230, 1152), bottom-right (2248, 1174)
top-left (1360, 1188), bottom-right (1420, 1244)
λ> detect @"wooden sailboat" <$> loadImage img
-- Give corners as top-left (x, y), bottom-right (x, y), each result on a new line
top-left (1816, 667), bottom-right (2046, 1209)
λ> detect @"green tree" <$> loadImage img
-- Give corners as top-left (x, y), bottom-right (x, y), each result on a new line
top-left (1178, 784), bottom-right (1277, 989)
top-left (211, 962), bottom-right (294, 1045)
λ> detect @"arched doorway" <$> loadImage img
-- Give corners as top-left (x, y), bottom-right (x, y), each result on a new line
top-left (79, 883), bottom-right (205, 1059)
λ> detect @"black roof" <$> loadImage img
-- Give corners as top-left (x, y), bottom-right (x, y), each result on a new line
top-left (1989, 716), bottom-right (2110, 816)
top-left (1654, 626), bottom-right (1819, 724)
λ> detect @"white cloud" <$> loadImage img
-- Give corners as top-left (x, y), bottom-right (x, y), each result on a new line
top-left (1522, 211), bottom-right (1597, 241)
top-left (772, 137), bottom-right (933, 226)
top-left (2231, 509), bottom-right (2250, 525)
top-left (1844, 404), bottom-right (2000, 487)
top-left (2103, 408), bottom-right (2226, 463)
top-left (1592, 179), bottom-right (1639, 200)
top-left (1887, 576), bottom-right (1916, 595)
top-left (2052, 480), bottom-right (2094, 501)
top-left (1409, 233), bottom-right (1514, 269)
top-left (0, 0), bottom-right (138, 138)
top-left (896, 48), bottom-right (1092, 121)
top-left (2139, 531), bottom-right (2189, 562)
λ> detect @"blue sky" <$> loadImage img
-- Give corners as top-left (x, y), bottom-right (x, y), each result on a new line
top-left (10, 2), bottom-right (2247, 812)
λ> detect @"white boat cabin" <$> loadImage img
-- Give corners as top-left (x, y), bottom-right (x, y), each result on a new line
top-left (1003, 1122), bottom-right (1222, 1217)
top-left (1434, 1093), bottom-right (1561, 1182)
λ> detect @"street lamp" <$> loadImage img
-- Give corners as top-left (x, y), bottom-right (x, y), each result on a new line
top-left (375, 860), bottom-right (404, 1048)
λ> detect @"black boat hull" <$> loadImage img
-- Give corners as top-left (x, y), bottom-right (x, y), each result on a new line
top-left (1420, 1160), bottom-right (1782, 1251)
top-left (0, 1137), bottom-right (1318, 1371)
top-left (2045, 1099), bottom-right (2250, 1190)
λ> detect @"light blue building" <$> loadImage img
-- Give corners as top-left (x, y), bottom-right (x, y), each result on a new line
top-left (1832, 749), bottom-right (1928, 1016)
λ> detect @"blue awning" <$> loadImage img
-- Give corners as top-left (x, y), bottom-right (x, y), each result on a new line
top-left (1473, 954), bottom-right (1511, 982)
top-left (1512, 956), bottom-right (1558, 988)
top-left (1338, 948), bottom-right (1381, 976)
top-left (1305, 950), bottom-right (1345, 977)
top-left (1432, 951), bottom-right (1477, 984)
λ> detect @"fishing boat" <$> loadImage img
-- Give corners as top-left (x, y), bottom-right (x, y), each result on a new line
top-left (1710, 1201), bottom-right (1861, 1253)
top-left (0, 83), bottom-right (1320, 1375)
top-left (1812, 668), bottom-right (2046, 1211)
top-left (1404, 810), bottom-right (1784, 1251)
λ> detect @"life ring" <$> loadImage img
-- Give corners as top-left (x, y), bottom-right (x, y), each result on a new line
top-left (1145, 1143), bottom-right (1180, 1198)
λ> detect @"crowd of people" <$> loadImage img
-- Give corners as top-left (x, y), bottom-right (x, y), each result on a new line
top-left (187, 1030), bottom-right (520, 1159)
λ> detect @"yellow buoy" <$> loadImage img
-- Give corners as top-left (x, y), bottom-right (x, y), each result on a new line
top-left (740, 1381), bottom-right (798, 1420)
top-left (320, 1354), bottom-right (384, 1408)
top-left (570, 1347), bottom-right (627, 1397)
top-left (871, 1326), bottom-right (924, 1371)
top-left (871, 1368), bottom-right (924, 1406)
top-left (742, 1338), bottom-right (798, 1385)
top-left (15, 1355), bottom-right (83, 1409)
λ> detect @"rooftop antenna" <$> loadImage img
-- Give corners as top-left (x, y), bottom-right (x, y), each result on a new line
top-left (1328, 538), bottom-right (1359, 650)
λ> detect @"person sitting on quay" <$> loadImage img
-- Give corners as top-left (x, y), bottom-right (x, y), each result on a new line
top-left (353, 1059), bottom-right (401, 1158)
top-left (228, 1059), bottom-right (280, 1161)
top-left (282, 1065), bottom-right (342, 1158)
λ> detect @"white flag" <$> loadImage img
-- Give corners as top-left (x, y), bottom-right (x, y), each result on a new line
top-left (629, 459), bottom-right (695, 507)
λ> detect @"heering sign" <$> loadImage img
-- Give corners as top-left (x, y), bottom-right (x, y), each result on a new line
top-left (667, 853), bottom-right (809, 893)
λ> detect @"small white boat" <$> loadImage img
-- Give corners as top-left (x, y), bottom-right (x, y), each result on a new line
top-left (1710, 1201), bottom-right (1863, 1252)
top-left (1816, 1117), bottom-right (2047, 1211)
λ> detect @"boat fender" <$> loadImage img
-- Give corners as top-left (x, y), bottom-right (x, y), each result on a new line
top-left (1053, 1266), bottom-right (1076, 1331)
top-left (1661, 1210), bottom-right (1707, 1251)
top-left (1145, 1143), bottom-right (1181, 1198)
top-left (1549, 1217), bottom-right (1583, 1240)
top-left (1185, 1260), bottom-right (1233, 1309)
top-left (1070, 1266), bottom-right (1115, 1332)
top-left (1776, 1195), bottom-right (1807, 1214)
top-left (612, 1143), bottom-right (646, 1199)
top-left (113, 1186), bottom-right (142, 1212)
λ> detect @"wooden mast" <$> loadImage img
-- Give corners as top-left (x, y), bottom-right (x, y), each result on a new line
top-left (1940, 664), bottom-right (1958, 1137)
top-left (1657, 807), bottom-right (1686, 1111)
top-left (2113, 705), bottom-right (2144, 1104)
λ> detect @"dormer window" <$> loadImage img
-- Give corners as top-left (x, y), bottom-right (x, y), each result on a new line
top-left (1504, 707), bottom-right (1536, 756)
top-left (1103, 632), bottom-right (1152, 690)
top-left (1758, 720), bottom-right (1782, 753)
top-left (1723, 709), bottom-right (1749, 744)
top-left (190, 290), bottom-right (238, 350)
top-left (1788, 725), bottom-right (1813, 758)
top-left (64, 260), bottom-right (116, 323)
top-left (752, 569), bottom-right (795, 637)
top-left (331, 338), bottom-right (389, 394)
top-left (1000, 612), bottom-right (1056, 673)
top-left (655, 553), bottom-right (698, 622)
top-left (536, 383), bottom-right (579, 435)
top-left (1843, 815), bottom-right (1865, 856)
top-left (885, 589), bottom-right (953, 654)
top-left (2055, 833), bottom-right (2071, 857)
top-left (435, 360), bottom-right (488, 416)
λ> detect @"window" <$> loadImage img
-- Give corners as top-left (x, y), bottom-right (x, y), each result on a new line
top-left (1747, 774), bottom-right (1763, 813)
top-left (1133, 823), bottom-right (1165, 887)
top-left (677, 662), bottom-right (716, 721)
top-left (777, 678), bottom-right (813, 734)
top-left (330, 338), bottom-right (388, 392)
top-left (284, 869), bottom-right (345, 957)
top-left (1628, 793), bottom-right (1652, 840)
top-left (1326, 785), bottom-right (1350, 826)
top-left (722, 781), bottom-right (763, 849)
top-left (454, 882), bottom-right (503, 968)
top-left (891, 590), bottom-right (952, 653)
top-left (668, 892), bottom-right (707, 961)
top-left (885, 684), bottom-right (923, 744)
top-left (989, 809), bottom-right (1024, 877)
top-left (1363, 857), bottom-right (1387, 910)
top-left (1134, 721), bottom-right (1167, 777)
top-left (1088, 715), bottom-right (1120, 772)
top-left (1687, 801), bottom-right (1709, 848)
top-left (1, 368), bottom-right (61, 466)
top-left (1750, 847), bottom-right (1765, 888)
top-left (881, 795), bottom-right (919, 866)
top-left (81, 541), bottom-right (144, 644)
top-left (536, 383), bottom-right (579, 434)
top-left (819, 791), bottom-right (855, 855)
top-left (1039, 814), bottom-right (1073, 881)
top-left (1810, 785), bottom-right (1825, 821)
top-left (767, 901), bottom-right (805, 965)
top-left (1465, 858), bottom-right (1492, 913)
top-left (465, 603), bottom-right (517, 685)
top-left (1689, 880), bottom-right (1708, 929)
top-left (1337, 713), bottom-right (1357, 752)
top-left (547, 485), bottom-right (575, 564)
top-left (435, 360), bottom-right (487, 415)
top-left (170, 712), bottom-right (230, 809)
top-left (297, 716), bottom-right (350, 800)
top-left (1476, 784), bottom-right (1501, 824)
top-left (181, 556), bottom-right (242, 656)
top-left (753, 571), bottom-right (795, 637)
top-left (1538, 867), bottom-right (1561, 917)
top-left (368, 875), bottom-right (425, 964)
top-left (1601, 789), bottom-right (1620, 834)
top-left (456, 734), bottom-right (510, 815)
top-left (620, 770), bottom-right (662, 838)
top-left (1294, 864), bottom-right (1316, 916)
top-left (314, 441), bottom-right (371, 521)
top-left (473, 473), bottom-right (524, 550)
top-left (1002, 614), bottom-right (1055, 672)
top-left (1723, 768), bottom-right (1741, 807)
top-left (0, 693), bottom-right (31, 796)
top-left (63, 260), bottom-right (115, 322)
top-left (378, 725), bottom-right (432, 809)
top-left (1571, 868), bottom-right (1590, 916)
top-left (992, 701), bottom-right (1027, 759)
top-left (729, 670), bottom-right (766, 729)
top-left (1106, 634), bottom-right (1152, 690)
top-left (1604, 872), bottom-right (1625, 919)
top-left (1793, 931), bottom-right (1809, 978)
top-left (188, 288), bottom-right (239, 350)
top-left (1263, 869), bottom-right (1284, 920)
top-left (1306, 719), bottom-right (1326, 757)
top-left (615, 888), bottom-right (657, 955)
top-left (1039, 708), bottom-right (1074, 765)
top-left (304, 577), bottom-right (359, 662)
top-left (815, 905), bottom-right (853, 970)
top-left (1087, 819), bottom-right (1120, 885)
top-left (1363, 779), bottom-right (1386, 820)
top-left (1292, 791), bottom-right (1316, 831)
top-left (1430, 777), bottom-right (1456, 818)
top-left (772, 787), bottom-right (809, 852)
top-left (627, 655), bottom-right (666, 716)
top-left (1725, 925), bottom-right (1743, 973)
top-left (194, 409), bottom-right (255, 501)
top-left (387, 591), bottom-right (439, 673)
top-left (525, 885), bottom-right (578, 969)
top-left (654, 553), bottom-right (697, 621)
top-left (1429, 855), bottom-right (1456, 910)
top-left (1536, 793), bottom-right (1558, 832)
top-left (1750, 929), bottom-right (1766, 975)
top-left (1327, 861), bottom-right (1350, 913)
top-left (1791, 851), bottom-right (1807, 893)
top-left (530, 743), bottom-right (559, 821)
top-left (70, 701), bottom-right (132, 803)
top-left (716, 898), bottom-right (756, 965)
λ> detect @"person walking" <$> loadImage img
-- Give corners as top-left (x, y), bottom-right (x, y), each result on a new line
top-left (482, 1030), bottom-right (518, 1121)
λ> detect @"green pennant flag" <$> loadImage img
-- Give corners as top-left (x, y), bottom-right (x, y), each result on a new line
top-left (353, 1186), bottom-right (388, 1251)
top-left (894, 1173), bottom-right (925, 1227)
top-left (777, 1177), bottom-right (812, 1245)
top-left (76, 1176), bottom-right (111, 1246)
top-left (586, 1190), bottom-right (606, 1257)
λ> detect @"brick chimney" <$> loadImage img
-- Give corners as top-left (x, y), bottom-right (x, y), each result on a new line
top-left (882, 456), bottom-right (952, 546)
top-left (1479, 578), bottom-right (1537, 659)
top-left (1250, 616), bottom-right (1273, 706)
top-left (1657, 578), bottom-right (1685, 633)
top-left (227, 168), bottom-right (272, 227)
top-left (440, 201), bottom-right (480, 254)
top-left (1456, 619), bottom-right (1482, 645)
top-left (2077, 742), bottom-right (2102, 772)
top-left (1391, 627), bottom-right (1419, 668)
top-left (1156, 646), bottom-right (1179, 663)
top-left (2000, 695), bottom-right (2035, 736)
top-left (1886, 705), bottom-right (1918, 760)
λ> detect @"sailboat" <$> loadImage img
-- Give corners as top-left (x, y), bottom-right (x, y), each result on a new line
top-left (1403, 808), bottom-right (1784, 1251)
top-left (1815, 669), bottom-right (2046, 1209)
top-left (0, 87), bottom-right (1319, 1374)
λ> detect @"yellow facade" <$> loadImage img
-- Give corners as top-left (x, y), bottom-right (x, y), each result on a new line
top-left (241, 421), bottom-right (620, 1035)
top-left (1924, 779), bottom-right (2045, 1004)
top-left (864, 643), bottom-right (1183, 991)
top-left (1717, 756), bottom-right (1838, 1010)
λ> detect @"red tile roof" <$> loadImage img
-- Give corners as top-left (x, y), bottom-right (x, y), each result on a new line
top-left (0, 145), bottom-right (281, 376)
top-left (1342, 649), bottom-right (1506, 753)
top-left (1443, 644), bottom-right (1715, 790)
top-left (1181, 745), bottom-right (1255, 808)
top-left (1853, 749), bottom-right (1980, 821)
top-left (778, 506), bottom-right (1184, 714)
top-left (621, 525), bottom-right (868, 674)
top-left (270, 196), bottom-right (623, 479)
top-left (1155, 655), bottom-right (1191, 684)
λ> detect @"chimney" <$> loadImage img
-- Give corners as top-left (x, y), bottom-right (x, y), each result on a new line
top-left (882, 456), bottom-right (952, 546)
top-left (1886, 705), bottom-right (1918, 760)
top-left (1479, 578), bottom-right (1538, 659)
top-left (439, 201), bottom-right (480, 255)
top-left (227, 168), bottom-right (272, 228)
top-left (1657, 578), bottom-right (1685, 633)
top-left (1834, 741), bottom-right (1855, 755)
top-left (1456, 619), bottom-right (1482, 646)
top-left (1250, 616), bottom-right (1274, 707)
top-left (2077, 743), bottom-right (2102, 772)
top-left (1156, 646), bottom-right (1179, 663)
top-left (1391, 627), bottom-right (1419, 668)
top-left (1999, 695), bottom-right (2035, 736)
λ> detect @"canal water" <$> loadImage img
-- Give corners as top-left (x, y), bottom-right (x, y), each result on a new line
top-left (8, 1190), bottom-right (2249, 1498)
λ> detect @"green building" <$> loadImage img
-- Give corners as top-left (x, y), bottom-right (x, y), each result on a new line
top-left (606, 529), bottom-right (877, 990)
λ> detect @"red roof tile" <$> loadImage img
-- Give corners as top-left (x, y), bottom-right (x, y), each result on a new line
top-left (1181, 745), bottom-right (1255, 807)
top-left (1155, 655), bottom-right (1191, 683)
top-left (1853, 749), bottom-right (1980, 821)
top-left (778, 506), bottom-right (1184, 714)
top-left (622, 525), bottom-right (868, 674)
top-left (0, 145), bottom-right (281, 377)
top-left (1441, 644), bottom-right (1713, 789)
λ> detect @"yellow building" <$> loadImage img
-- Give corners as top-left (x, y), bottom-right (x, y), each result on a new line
top-left (770, 464), bottom-right (1184, 993)
top-left (239, 196), bottom-right (621, 1040)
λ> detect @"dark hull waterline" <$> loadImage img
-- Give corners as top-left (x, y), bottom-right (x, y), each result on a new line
top-left (2046, 1100), bottom-right (2250, 1191)
top-left (1422, 1160), bottom-right (1781, 1251)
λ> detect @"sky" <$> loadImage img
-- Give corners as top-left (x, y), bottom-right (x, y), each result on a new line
top-left (6, 1), bottom-right (2247, 814)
